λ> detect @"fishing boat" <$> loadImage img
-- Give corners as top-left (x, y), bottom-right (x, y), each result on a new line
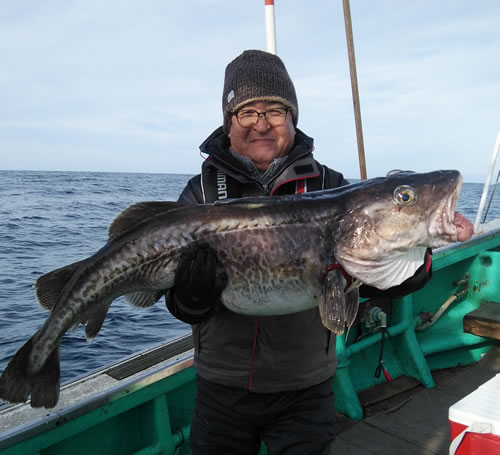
top-left (1, 2), bottom-right (499, 454)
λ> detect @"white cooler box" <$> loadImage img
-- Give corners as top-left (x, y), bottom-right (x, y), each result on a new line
top-left (449, 373), bottom-right (500, 454)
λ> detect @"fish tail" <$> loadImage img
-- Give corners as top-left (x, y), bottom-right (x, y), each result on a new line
top-left (0, 337), bottom-right (60, 408)
top-left (0, 337), bottom-right (35, 404)
top-left (30, 345), bottom-right (60, 408)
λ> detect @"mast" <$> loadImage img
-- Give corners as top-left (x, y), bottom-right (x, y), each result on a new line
top-left (264, 0), bottom-right (277, 54)
top-left (264, 0), bottom-right (367, 179)
top-left (342, 0), bottom-right (368, 180)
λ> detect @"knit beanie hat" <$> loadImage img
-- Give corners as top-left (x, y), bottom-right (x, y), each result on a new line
top-left (222, 50), bottom-right (298, 133)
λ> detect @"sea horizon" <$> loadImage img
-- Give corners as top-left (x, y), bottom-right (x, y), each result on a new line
top-left (0, 168), bottom-right (491, 185)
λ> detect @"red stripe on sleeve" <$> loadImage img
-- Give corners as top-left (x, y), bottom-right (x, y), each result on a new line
top-left (296, 179), bottom-right (306, 194)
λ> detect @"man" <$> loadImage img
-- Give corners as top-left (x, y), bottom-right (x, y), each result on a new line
top-left (167, 50), bottom-right (431, 454)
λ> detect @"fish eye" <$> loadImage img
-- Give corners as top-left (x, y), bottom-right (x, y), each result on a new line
top-left (394, 185), bottom-right (417, 206)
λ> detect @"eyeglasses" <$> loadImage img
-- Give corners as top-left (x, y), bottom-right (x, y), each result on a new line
top-left (232, 107), bottom-right (290, 128)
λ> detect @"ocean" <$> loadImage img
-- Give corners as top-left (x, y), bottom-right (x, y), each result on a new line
top-left (0, 170), bottom-right (499, 386)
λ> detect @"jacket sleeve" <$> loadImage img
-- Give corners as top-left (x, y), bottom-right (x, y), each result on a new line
top-left (166, 291), bottom-right (215, 324)
top-left (178, 174), bottom-right (204, 204)
top-left (166, 173), bottom-right (223, 324)
top-left (320, 164), bottom-right (350, 189)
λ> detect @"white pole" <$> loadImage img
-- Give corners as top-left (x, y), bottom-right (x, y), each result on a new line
top-left (265, 0), bottom-right (277, 54)
top-left (473, 129), bottom-right (500, 232)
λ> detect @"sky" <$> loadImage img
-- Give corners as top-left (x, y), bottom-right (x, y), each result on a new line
top-left (1, 0), bottom-right (499, 182)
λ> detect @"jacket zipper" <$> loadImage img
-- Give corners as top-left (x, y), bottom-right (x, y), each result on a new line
top-left (248, 318), bottom-right (260, 390)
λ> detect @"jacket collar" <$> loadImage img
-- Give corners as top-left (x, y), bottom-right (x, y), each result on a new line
top-left (199, 126), bottom-right (317, 184)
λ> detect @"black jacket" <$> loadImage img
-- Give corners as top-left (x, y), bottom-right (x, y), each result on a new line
top-left (176, 127), bottom-right (348, 392)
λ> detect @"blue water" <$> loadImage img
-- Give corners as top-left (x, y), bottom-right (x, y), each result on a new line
top-left (0, 170), bottom-right (193, 384)
top-left (0, 170), bottom-right (499, 386)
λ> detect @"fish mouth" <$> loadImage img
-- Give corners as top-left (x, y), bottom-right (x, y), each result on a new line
top-left (447, 177), bottom-right (462, 236)
top-left (430, 175), bottom-right (473, 244)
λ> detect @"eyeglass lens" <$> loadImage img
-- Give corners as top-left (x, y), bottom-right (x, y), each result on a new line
top-left (235, 108), bottom-right (288, 127)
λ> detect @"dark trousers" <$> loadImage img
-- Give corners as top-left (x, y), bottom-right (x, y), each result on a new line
top-left (190, 375), bottom-right (336, 455)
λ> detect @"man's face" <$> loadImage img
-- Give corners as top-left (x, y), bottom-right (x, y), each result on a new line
top-left (228, 101), bottom-right (296, 171)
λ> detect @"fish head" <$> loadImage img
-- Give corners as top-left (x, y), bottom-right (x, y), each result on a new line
top-left (333, 170), bottom-right (472, 289)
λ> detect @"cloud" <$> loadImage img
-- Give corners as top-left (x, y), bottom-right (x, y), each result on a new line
top-left (1, 0), bottom-right (499, 182)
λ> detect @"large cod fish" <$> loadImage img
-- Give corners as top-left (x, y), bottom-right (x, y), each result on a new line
top-left (0, 170), bottom-right (473, 408)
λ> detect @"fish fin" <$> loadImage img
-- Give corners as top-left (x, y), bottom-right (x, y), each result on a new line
top-left (67, 322), bottom-right (79, 332)
top-left (0, 337), bottom-right (34, 404)
top-left (108, 201), bottom-right (186, 240)
top-left (85, 304), bottom-right (112, 340)
top-left (339, 246), bottom-right (427, 290)
top-left (0, 337), bottom-right (61, 408)
top-left (124, 291), bottom-right (165, 308)
top-left (344, 287), bottom-right (360, 340)
top-left (319, 269), bottom-right (347, 334)
top-left (29, 345), bottom-right (60, 408)
top-left (35, 261), bottom-right (85, 311)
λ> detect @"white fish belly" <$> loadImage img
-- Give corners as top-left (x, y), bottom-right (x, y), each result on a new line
top-left (220, 273), bottom-right (323, 316)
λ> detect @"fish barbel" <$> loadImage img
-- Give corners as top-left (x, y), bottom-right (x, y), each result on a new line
top-left (0, 170), bottom-right (474, 407)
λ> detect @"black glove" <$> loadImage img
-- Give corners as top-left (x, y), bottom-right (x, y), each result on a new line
top-left (166, 245), bottom-right (228, 324)
top-left (359, 248), bottom-right (432, 299)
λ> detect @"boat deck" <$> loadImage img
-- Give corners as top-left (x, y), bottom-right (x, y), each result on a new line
top-left (331, 345), bottom-right (500, 454)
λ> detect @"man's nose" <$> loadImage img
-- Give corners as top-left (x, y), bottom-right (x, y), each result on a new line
top-left (253, 114), bottom-right (271, 132)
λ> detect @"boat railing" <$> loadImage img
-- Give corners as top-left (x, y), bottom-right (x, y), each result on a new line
top-left (0, 334), bottom-right (195, 451)
top-left (480, 170), bottom-right (500, 223)
top-left (473, 130), bottom-right (500, 232)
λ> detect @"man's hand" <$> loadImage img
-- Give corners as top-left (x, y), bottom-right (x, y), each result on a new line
top-left (166, 245), bottom-right (228, 324)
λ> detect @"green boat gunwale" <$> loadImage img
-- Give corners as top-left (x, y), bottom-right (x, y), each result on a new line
top-left (0, 337), bottom-right (195, 452)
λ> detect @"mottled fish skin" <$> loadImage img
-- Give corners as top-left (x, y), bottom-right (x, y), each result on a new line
top-left (0, 170), bottom-right (470, 408)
